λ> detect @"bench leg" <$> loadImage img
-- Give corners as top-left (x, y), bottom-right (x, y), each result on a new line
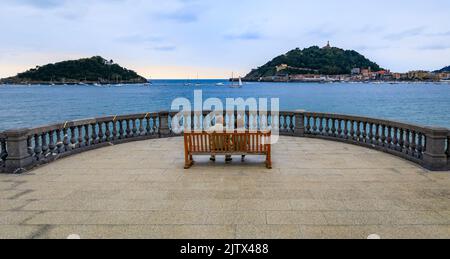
top-left (185, 154), bottom-right (194, 169)
top-left (265, 153), bottom-right (272, 169)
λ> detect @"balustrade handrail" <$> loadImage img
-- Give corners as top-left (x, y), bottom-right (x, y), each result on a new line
top-left (0, 110), bottom-right (448, 174)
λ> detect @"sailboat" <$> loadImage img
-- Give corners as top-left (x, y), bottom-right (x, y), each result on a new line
top-left (230, 73), bottom-right (243, 88)
top-left (195, 73), bottom-right (201, 86)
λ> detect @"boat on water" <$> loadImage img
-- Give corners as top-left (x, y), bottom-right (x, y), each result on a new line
top-left (229, 72), bottom-right (243, 88)
top-left (230, 76), bottom-right (243, 88)
top-left (216, 82), bottom-right (225, 86)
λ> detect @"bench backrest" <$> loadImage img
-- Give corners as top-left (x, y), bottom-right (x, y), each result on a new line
top-left (184, 131), bottom-right (271, 154)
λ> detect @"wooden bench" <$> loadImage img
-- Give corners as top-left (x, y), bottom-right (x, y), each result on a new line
top-left (184, 131), bottom-right (272, 169)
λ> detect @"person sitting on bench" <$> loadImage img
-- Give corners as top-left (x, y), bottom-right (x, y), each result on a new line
top-left (208, 116), bottom-right (234, 163)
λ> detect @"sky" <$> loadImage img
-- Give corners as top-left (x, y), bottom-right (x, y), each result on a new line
top-left (0, 0), bottom-right (450, 79)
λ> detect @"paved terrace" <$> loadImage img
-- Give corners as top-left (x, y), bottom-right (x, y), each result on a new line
top-left (1, 136), bottom-right (449, 239)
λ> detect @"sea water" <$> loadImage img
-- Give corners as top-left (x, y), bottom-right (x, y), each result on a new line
top-left (0, 80), bottom-right (449, 131)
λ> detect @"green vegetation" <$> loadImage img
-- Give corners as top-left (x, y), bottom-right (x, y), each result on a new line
top-left (244, 46), bottom-right (383, 80)
top-left (1, 56), bottom-right (148, 84)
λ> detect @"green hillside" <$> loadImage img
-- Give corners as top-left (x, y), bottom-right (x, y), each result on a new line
top-left (1, 56), bottom-right (148, 84)
top-left (244, 45), bottom-right (383, 80)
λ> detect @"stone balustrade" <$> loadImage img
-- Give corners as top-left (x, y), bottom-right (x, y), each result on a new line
top-left (0, 111), bottom-right (448, 174)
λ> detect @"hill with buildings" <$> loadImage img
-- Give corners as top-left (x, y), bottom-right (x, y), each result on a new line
top-left (435, 66), bottom-right (450, 73)
top-left (243, 42), bottom-right (383, 81)
top-left (0, 56), bottom-right (148, 84)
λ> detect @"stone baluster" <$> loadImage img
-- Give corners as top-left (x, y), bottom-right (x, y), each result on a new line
top-left (362, 122), bottom-right (367, 143)
top-left (410, 131), bottom-right (417, 157)
top-left (280, 116), bottom-right (285, 132)
top-left (145, 117), bottom-right (151, 135)
top-left (305, 116), bottom-right (311, 134)
top-left (56, 129), bottom-right (63, 153)
top-left (343, 120), bottom-right (349, 139)
top-left (324, 118), bottom-right (330, 136)
top-left (367, 123), bottom-right (373, 144)
top-left (132, 119), bottom-right (138, 137)
top-left (386, 126), bottom-right (393, 149)
top-left (294, 112), bottom-right (305, 136)
top-left (350, 121), bottom-right (356, 141)
top-left (374, 124), bottom-right (380, 146)
top-left (125, 120), bottom-right (132, 138)
top-left (98, 122), bottom-right (104, 143)
top-left (318, 117), bottom-right (324, 135)
top-left (381, 125), bottom-right (386, 147)
top-left (417, 133), bottom-right (424, 158)
top-left (337, 119), bottom-right (343, 138)
top-left (3, 129), bottom-right (34, 174)
top-left (48, 131), bottom-right (56, 156)
top-left (84, 125), bottom-right (90, 146)
top-left (91, 123), bottom-right (98, 144)
top-left (331, 119), bottom-right (337, 137)
top-left (139, 118), bottom-right (145, 136)
top-left (290, 115), bottom-right (295, 133)
top-left (404, 129), bottom-right (411, 154)
top-left (63, 128), bottom-right (70, 152)
top-left (393, 127), bottom-right (399, 149)
top-left (105, 122), bottom-right (111, 142)
top-left (356, 121), bottom-right (362, 141)
top-left (34, 134), bottom-right (42, 160)
top-left (41, 132), bottom-right (49, 159)
top-left (77, 126), bottom-right (83, 147)
top-left (119, 120), bottom-right (125, 139)
top-left (312, 117), bottom-right (318, 134)
top-left (398, 128), bottom-right (405, 152)
top-left (112, 120), bottom-right (118, 140)
top-left (70, 127), bottom-right (77, 149)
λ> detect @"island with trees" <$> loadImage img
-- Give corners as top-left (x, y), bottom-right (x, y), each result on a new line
top-left (0, 56), bottom-right (148, 85)
top-left (243, 43), bottom-right (450, 83)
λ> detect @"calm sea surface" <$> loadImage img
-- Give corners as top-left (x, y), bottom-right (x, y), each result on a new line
top-left (0, 80), bottom-right (449, 131)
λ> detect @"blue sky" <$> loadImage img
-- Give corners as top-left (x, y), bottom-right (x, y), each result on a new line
top-left (0, 0), bottom-right (450, 78)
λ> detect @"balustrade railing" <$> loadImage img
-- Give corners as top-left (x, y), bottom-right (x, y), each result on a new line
top-left (0, 111), bottom-right (448, 173)
top-left (0, 133), bottom-right (7, 171)
top-left (302, 112), bottom-right (437, 166)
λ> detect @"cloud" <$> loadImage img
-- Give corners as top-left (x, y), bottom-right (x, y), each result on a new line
top-left (224, 32), bottom-right (264, 40)
top-left (418, 44), bottom-right (450, 50)
top-left (13, 0), bottom-right (66, 9)
top-left (356, 24), bottom-right (385, 34)
top-left (305, 27), bottom-right (336, 39)
top-left (384, 27), bottom-right (425, 40)
top-left (116, 34), bottom-right (164, 44)
top-left (158, 10), bottom-right (199, 23)
top-left (153, 46), bottom-right (177, 51)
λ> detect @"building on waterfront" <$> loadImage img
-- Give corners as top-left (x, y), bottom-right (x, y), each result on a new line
top-left (408, 70), bottom-right (431, 80)
top-left (351, 68), bottom-right (361, 75)
top-left (276, 64), bottom-right (288, 72)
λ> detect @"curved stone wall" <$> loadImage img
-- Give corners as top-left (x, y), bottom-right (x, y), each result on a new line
top-left (0, 111), bottom-right (448, 173)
